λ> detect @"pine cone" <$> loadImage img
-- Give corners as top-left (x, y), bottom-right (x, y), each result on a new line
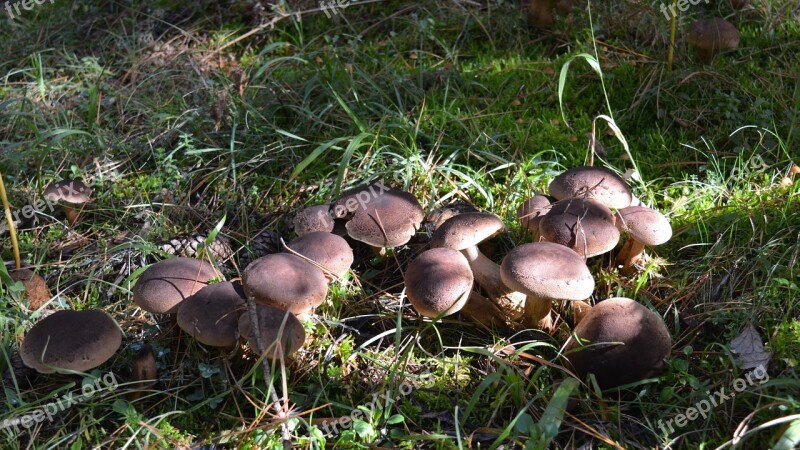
top-left (237, 230), bottom-right (281, 268)
top-left (159, 234), bottom-right (234, 262)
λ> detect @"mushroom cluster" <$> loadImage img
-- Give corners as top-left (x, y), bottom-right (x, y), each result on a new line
top-left (518, 166), bottom-right (672, 273)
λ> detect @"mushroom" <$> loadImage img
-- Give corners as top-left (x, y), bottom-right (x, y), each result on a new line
top-left (242, 253), bottom-right (328, 317)
top-left (549, 166), bottom-right (632, 209)
top-left (43, 179), bottom-right (91, 226)
top-left (332, 183), bottom-right (424, 251)
top-left (293, 205), bottom-right (334, 236)
top-left (430, 212), bottom-right (526, 320)
top-left (128, 344), bottom-right (158, 400)
top-left (538, 197), bottom-right (620, 258)
top-left (132, 257), bottom-right (221, 315)
top-left (423, 202), bottom-right (479, 234)
top-left (687, 19), bottom-right (740, 65)
top-left (285, 231), bottom-right (354, 281)
top-left (500, 242), bottom-right (594, 330)
top-left (176, 281), bottom-right (247, 348)
top-left (565, 297), bottom-right (671, 389)
top-left (517, 194), bottom-right (554, 240)
top-left (404, 248), bottom-right (473, 318)
top-left (614, 205), bottom-right (672, 274)
top-left (20, 309), bottom-right (122, 374)
top-left (238, 304), bottom-right (306, 360)
top-left (9, 268), bottom-right (52, 310)
top-left (526, 0), bottom-right (560, 28)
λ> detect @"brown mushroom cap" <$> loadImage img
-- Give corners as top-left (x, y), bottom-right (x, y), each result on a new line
top-left (549, 166), bottom-right (632, 209)
top-left (517, 194), bottom-right (554, 235)
top-left (333, 183), bottom-right (424, 248)
top-left (238, 305), bottom-right (306, 360)
top-left (242, 253), bottom-right (328, 315)
top-left (526, 0), bottom-right (556, 27)
top-left (423, 202), bottom-right (479, 233)
top-left (10, 268), bottom-right (52, 310)
top-left (565, 297), bottom-right (671, 389)
top-left (43, 179), bottom-right (92, 204)
top-left (20, 310), bottom-right (122, 374)
top-left (615, 206), bottom-right (672, 246)
top-left (133, 257), bottom-right (221, 314)
top-left (405, 248), bottom-right (474, 318)
top-left (177, 281), bottom-right (247, 347)
top-left (500, 242), bottom-right (594, 301)
top-left (293, 205), bottom-right (334, 236)
top-left (688, 19), bottom-right (740, 64)
top-left (539, 197), bottom-right (620, 257)
top-left (285, 231), bottom-right (354, 280)
top-left (430, 212), bottom-right (505, 250)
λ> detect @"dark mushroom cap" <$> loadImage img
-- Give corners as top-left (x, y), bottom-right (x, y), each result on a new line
top-left (293, 205), bottom-right (334, 236)
top-left (430, 212), bottom-right (505, 250)
top-left (565, 297), bottom-right (671, 389)
top-left (405, 248), bottom-right (474, 318)
top-left (177, 281), bottom-right (247, 347)
top-left (20, 310), bottom-right (122, 374)
top-left (423, 202), bottom-right (479, 233)
top-left (526, 0), bottom-right (557, 27)
top-left (238, 305), bottom-right (306, 360)
top-left (242, 253), bottom-right (328, 315)
top-left (43, 179), bottom-right (92, 204)
top-left (133, 257), bottom-right (221, 314)
top-left (10, 268), bottom-right (52, 310)
top-left (332, 183), bottom-right (424, 248)
top-left (286, 231), bottom-right (354, 280)
top-left (539, 198), bottom-right (620, 257)
top-left (500, 242), bottom-right (594, 301)
top-left (688, 19), bottom-right (740, 61)
top-left (517, 194), bottom-right (554, 233)
top-left (615, 206), bottom-right (672, 246)
top-left (549, 166), bottom-right (632, 209)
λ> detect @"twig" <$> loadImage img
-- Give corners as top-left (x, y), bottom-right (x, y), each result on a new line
top-left (0, 172), bottom-right (20, 269)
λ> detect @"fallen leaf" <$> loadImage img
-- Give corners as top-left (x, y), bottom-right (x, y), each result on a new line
top-left (730, 322), bottom-right (772, 370)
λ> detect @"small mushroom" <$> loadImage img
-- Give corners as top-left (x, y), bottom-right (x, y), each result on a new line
top-left (285, 231), bottom-right (354, 281)
top-left (9, 268), bottom-right (52, 310)
top-left (526, 0), bottom-right (559, 28)
top-left (565, 297), bottom-right (671, 389)
top-left (614, 206), bottom-right (672, 274)
top-left (293, 205), bottom-right (334, 236)
top-left (549, 166), bottom-right (632, 209)
top-left (430, 212), bottom-right (526, 320)
top-left (332, 183), bottom-right (424, 250)
top-left (177, 281), bottom-right (247, 348)
top-left (43, 179), bottom-right (92, 226)
top-left (423, 202), bottom-right (479, 233)
top-left (517, 194), bottom-right (554, 240)
top-left (238, 304), bottom-right (306, 360)
top-left (132, 257), bottom-right (221, 315)
top-left (687, 18), bottom-right (740, 65)
top-left (500, 242), bottom-right (594, 330)
top-left (20, 310), bottom-right (122, 374)
top-left (538, 197), bottom-right (620, 258)
top-left (404, 248), bottom-right (473, 318)
top-left (242, 253), bottom-right (328, 317)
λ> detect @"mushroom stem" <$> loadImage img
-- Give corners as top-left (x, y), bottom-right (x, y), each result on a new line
top-left (696, 47), bottom-right (713, 65)
top-left (571, 300), bottom-right (592, 326)
top-left (619, 239), bottom-right (646, 274)
top-left (460, 246), bottom-right (525, 319)
top-left (64, 206), bottom-right (80, 226)
top-left (523, 295), bottom-right (553, 330)
top-left (459, 291), bottom-right (509, 329)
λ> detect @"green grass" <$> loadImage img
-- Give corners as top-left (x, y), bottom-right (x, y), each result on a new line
top-left (1, 0), bottom-right (799, 448)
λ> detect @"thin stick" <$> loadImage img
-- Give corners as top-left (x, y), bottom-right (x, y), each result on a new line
top-left (0, 172), bottom-right (20, 269)
top-left (667, 0), bottom-right (678, 71)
